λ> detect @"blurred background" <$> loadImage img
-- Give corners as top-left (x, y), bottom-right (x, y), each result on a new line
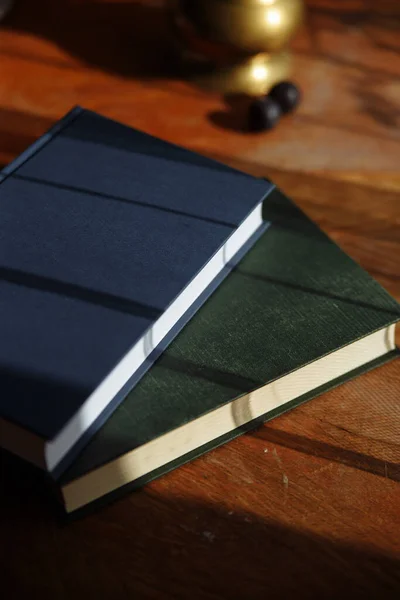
top-left (0, 0), bottom-right (399, 183)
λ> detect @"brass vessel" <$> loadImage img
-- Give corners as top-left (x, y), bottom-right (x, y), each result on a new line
top-left (172, 0), bottom-right (304, 95)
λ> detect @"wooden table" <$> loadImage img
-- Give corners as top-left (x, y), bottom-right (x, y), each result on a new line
top-left (1, 1), bottom-right (400, 598)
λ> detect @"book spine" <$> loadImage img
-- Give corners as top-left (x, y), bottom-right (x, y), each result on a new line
top-left (0, 105), bottom-right (84, 183)
top-left (65, 349), bottom-right (399, 518)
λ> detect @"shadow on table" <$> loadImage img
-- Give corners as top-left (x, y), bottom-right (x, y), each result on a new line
top-left (1, 1), bottom-right (264, 138)
top-left (1, 447), bottom-right (399, 600)
top-left (2, 0), bottom-right (178, 79)
top-left (208, 94), bottom-right (256, 135)
top-left (0, 0), bottom-right (191, 163)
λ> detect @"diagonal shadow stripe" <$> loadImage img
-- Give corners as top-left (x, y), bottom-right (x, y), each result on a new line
top-left (253, 426), bottom-right (400, 483)
top-left (11, 174), bottom-right (237, 230)
top-left (159, 353), bottom-right (262, 392)
top-left (235, 269), bottom-right (400, 318)
top-left (0, 265), bottom-right (162, 320)
top-left (61, 112), bottom-right (252, 178)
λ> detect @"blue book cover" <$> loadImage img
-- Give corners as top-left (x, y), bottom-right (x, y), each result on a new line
top-left (0, 107), bottom-right (274, 475)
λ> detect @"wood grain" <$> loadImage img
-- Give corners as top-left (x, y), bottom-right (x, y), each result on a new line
top-left (0, 1), bottom-right (399, 598)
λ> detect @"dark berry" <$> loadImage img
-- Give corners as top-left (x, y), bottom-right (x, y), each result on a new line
top-left (248, 97), bottom-right (281, 132)
top-left (270, 81), bottom-right (301, 114)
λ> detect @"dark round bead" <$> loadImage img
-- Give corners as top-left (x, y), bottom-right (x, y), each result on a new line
top-left (248, 97), bottom-right (281, 132)
top-left (270, 81), bottom-right (301, 114)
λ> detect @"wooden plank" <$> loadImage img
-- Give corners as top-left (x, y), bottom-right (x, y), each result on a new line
top-left (2, 432), bottom-right (400, 598)
top-left (262, 359), bottom-right (400, 476)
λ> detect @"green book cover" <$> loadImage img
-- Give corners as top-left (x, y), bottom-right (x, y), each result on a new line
top-left (59, 188), bottom-right (400, 514)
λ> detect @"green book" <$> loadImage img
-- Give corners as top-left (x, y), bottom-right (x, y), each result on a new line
top-left (58, 188), bottom-right (400, 514)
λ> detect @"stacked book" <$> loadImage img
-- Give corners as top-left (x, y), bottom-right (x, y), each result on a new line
top-left (1, 107), bottom-right (399, 515)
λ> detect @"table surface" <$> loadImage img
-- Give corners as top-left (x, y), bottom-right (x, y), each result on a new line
top-left (1, 1), bottom-right (400, 598)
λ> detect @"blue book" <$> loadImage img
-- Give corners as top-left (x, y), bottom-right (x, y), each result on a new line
top-left (0, 107), bottom-right (273, 476)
